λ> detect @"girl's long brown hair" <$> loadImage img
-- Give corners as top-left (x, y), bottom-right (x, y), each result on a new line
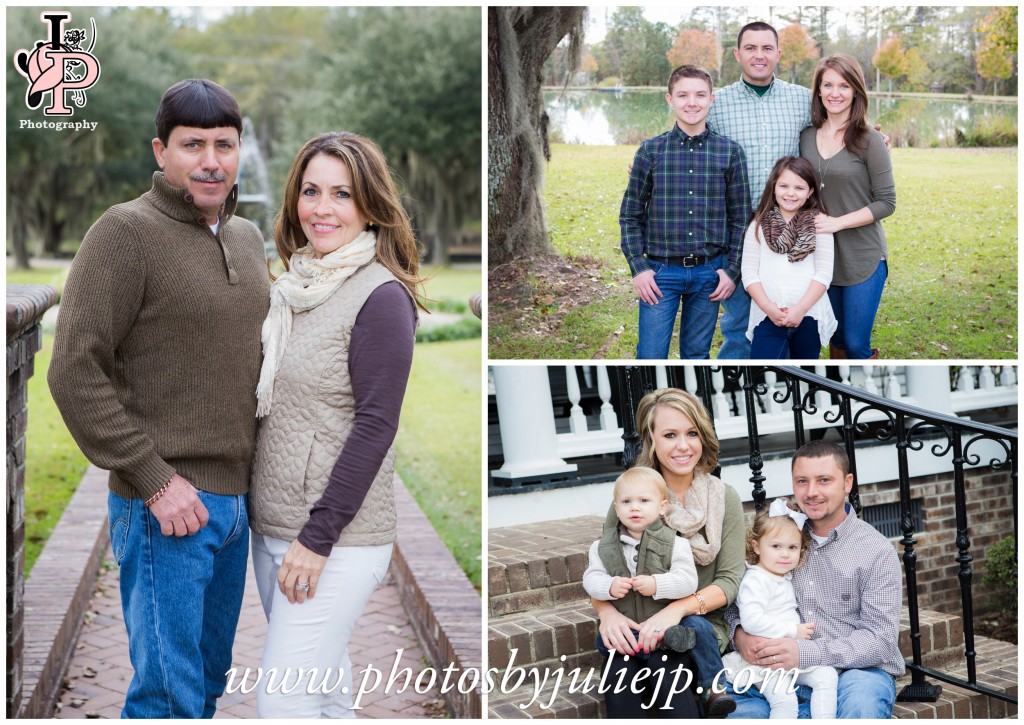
top-left (751, 155), bottom-right (825, 232)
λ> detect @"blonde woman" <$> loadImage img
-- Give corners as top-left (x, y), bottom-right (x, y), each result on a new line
top-left (592, 389), bottom-right (745, 717)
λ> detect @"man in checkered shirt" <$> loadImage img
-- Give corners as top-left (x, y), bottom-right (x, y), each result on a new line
top-left (706, 21), bottom-right (814, 360)
top-left (725, 441), bottom-right (905, 718)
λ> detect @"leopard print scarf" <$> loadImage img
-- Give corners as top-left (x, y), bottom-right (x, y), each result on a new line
top-left (760, 206), bottom-right (817, 263)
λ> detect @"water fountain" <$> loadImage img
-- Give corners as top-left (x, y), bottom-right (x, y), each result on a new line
top-left (235, 116), bottom-right (274, 253)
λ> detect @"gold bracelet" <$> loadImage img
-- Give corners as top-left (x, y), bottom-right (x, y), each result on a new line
top-left (144, 477), bottom-right (172, 508)
top-left (693, 591), bottom-right (708, 616)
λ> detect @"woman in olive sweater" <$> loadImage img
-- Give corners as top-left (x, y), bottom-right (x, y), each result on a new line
top-left (592, 389), bottom-right (745, 718)
top-left (800, 53), bottom-right (896, 360)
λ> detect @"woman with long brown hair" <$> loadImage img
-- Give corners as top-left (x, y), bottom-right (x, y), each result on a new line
top-left (248, 131), bottom-right (426, 717)
top-left (800, 54), bottom-right (896, 360)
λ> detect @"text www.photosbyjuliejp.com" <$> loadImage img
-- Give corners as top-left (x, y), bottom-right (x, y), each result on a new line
top-left (224, 648), bottom-right (801, 710)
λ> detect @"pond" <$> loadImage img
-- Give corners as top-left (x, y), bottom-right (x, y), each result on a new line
top-left (545, 89), bottom-right (1017, 147)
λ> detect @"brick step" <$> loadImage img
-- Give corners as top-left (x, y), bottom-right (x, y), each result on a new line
top-left (893, 634), bottom-right (1017, 718)
top-left (488, 601), bottom-right (600, 673)
top-left (489, 590), bottom-right (967, 674)
top-left (488, 516), bottom-right (598, 618)
top-left (489, 671), bottom-right (606, 719)
top-left (488, 633), bottom-right (1015, 720)
top-left (900, 609), bottom-right (965, 670)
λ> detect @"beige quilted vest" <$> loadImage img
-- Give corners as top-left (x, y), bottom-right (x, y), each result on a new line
top-left (249, 261), bottom-right (405, 546)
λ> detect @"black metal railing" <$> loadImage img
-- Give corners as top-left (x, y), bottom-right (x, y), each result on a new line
top-left (615, 365), bottom-right (1017, 706)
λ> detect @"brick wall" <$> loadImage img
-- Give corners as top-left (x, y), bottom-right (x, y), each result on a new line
top-left (859, 469), bottom-right (1015, 615)
top-left (741, 467), bottom-right (1015, 617)
top-left (6, 284), bottom-right (59, 719)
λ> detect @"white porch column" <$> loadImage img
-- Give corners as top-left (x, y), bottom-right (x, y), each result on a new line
top-left (905, 365), bottom-right (954, 415)
top-left (491, 367), bottom-right (577, 481)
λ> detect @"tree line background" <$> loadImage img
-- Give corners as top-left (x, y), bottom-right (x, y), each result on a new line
top-left (7, 6), bottom-right (481, 269)
top-left (545, 6), bottom-right (1017, 96)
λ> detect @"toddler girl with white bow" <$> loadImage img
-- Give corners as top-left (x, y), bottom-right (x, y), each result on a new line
top-left (722, 498), bottom-right (838, 718)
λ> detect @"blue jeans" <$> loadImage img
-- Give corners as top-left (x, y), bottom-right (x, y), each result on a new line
top-left (594, 614), bottom-right (723, 689)
top-left (109, 490), bottom-right (249, 718)
top-left (725, 666), bottom-right (896, 719)
top-left (828, 260), bottom-right (888, 359)
top-left (718, 282), bottom-right (752, 359)
top-left (679, 614), bottom-right (727, 690)
top-left (636, 258), bottom-right (721, 359)
top-left (602, 649), bottom-right (699, 718)
top-left (750, 317), bottom-right (822, 360)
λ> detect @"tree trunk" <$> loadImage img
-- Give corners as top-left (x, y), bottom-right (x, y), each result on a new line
top-left (10, 213), bottom-right (31, 270)
top-left (42, 215), bottom-right (64, 258)
top-left (487, 7), bottom-right (586, 264)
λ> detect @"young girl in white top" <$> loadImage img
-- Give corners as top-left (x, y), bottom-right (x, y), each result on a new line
top-left (722, 498), bottom-right (838, 718)
top-left (742, 156), bottom-right (837, 359)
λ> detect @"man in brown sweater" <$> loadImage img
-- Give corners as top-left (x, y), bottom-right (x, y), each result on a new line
top-left (48, 79), bottom-right (270, 718)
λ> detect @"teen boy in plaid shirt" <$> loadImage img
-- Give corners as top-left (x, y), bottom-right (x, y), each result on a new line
top-left (620, 65), bottom-right (750, 359)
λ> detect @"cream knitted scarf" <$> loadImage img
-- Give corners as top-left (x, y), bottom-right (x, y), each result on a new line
top-left (663, 469), bottom-right (726, 566)
top-left (255, 230), bottom-right (377, 418)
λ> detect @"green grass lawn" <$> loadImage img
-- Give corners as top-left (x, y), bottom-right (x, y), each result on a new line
top-left (395, 338), bottom-right (481, 589)
top-left (398, 265), bottom-right (482, 589)
top-left (490, 144), bottom-right (1018, 359)
top-left (8, 265), bottom-right (81, 574)
top-left (10, 262), bottom-right (483, 587)
top-left (422, 263), bottom-right (482, 303)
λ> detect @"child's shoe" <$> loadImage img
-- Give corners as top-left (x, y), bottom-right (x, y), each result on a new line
top-left (701, 689), bottom-right (737, 718)
top-left (660, 624), bottom-right (697, 652)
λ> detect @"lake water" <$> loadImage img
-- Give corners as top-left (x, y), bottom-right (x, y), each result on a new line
top-left (545, 89), bottom-right (1017, 147)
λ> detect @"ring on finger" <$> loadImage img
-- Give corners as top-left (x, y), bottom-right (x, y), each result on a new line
top-left (296, 582), bottom-right (310, 592)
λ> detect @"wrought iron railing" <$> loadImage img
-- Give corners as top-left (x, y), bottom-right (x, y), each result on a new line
top-left (615, 365), bottom-right (1017, 706)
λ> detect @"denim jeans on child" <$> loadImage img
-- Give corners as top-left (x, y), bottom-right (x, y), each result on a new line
top-left (717, 282), bottom-right (752, 359)
top-left (109, 490), bottom-right (249, 718)
top-left (677, 614), bottom-right (728, 691)
top-left (595, 613), bottom-right (724, 690)
top-left (827, 259), bottom-right (888, 359)
top-left (725, 665), bottom-right (896, 719)
top-left (750, 317), bottom-right (822, 360)
top-left (636, 258), bottom-right (722, 359)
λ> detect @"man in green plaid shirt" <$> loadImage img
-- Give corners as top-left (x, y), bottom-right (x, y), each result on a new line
top-left (707, 21), bottom-right (813, 359)
top-left (620, 65), bottom-right (750, 360)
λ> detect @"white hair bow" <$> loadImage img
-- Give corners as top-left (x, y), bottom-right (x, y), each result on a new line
top-left (769, 498), bottom-right (808, 530)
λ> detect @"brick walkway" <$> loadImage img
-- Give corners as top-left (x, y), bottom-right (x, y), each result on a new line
top-left (54, 546), bottom-right (446, 719)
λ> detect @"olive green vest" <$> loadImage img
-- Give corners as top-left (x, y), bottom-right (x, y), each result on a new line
top-left (597, 504), bottom-right (678, 622)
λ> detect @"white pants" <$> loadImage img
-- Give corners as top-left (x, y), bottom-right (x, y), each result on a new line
top-left (723, 651), bottom-right (838, 719)
top-left (760, 664), bottom-right (838, 719)
top-left (251, 532), bottom-right (393, 719)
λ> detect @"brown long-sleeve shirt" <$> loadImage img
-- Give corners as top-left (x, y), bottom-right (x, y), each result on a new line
top-left (48, 172), bottom-right (270, 500)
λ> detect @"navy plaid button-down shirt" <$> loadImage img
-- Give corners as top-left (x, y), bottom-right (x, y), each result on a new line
top-left (620, 124), bottom-right (750, 281)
